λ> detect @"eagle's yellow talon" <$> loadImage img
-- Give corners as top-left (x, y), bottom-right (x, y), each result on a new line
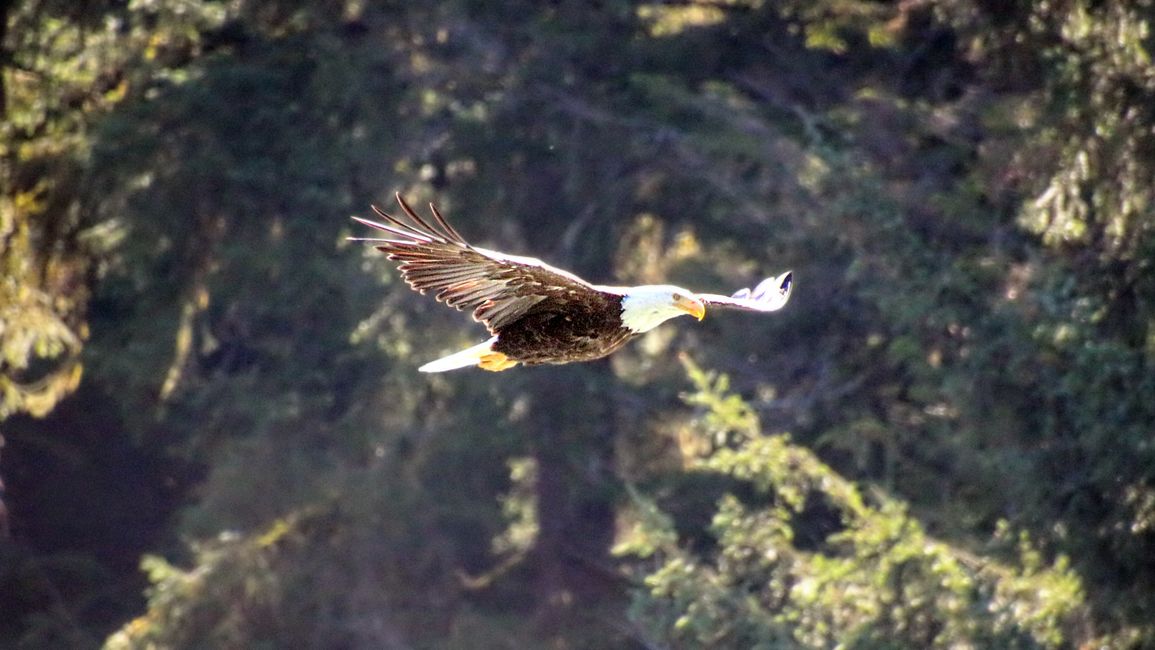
top-left (478, 352), bottom-right (518, 371)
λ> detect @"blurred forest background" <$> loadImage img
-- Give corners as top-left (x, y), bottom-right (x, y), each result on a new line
top-left (2, 0), bottom-right (1154, 648)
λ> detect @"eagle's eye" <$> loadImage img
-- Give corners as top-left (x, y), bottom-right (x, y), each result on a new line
top-left (672, 292), bottom-right (684, 301)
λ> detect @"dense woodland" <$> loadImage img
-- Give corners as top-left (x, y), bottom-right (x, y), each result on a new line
top-left (2, 0), bottom-right (1154, 647)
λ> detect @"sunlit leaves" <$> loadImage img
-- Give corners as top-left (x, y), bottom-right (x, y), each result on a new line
top-left (636, 1), bottom-right (741, 37)
top-left (1, 183), bottom-right (85, 420)
top-left (946, 0), bottom-right (1155, 261)
top-left (0, 0), bottom-right (228, 422)
top-left (106, 517), bottom-right (311, 650)
top-left (627, 368), bottom-right (1085, 648)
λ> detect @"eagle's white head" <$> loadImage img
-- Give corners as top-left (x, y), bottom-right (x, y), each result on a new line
top-left (620, 284), bottom-right (706, 333)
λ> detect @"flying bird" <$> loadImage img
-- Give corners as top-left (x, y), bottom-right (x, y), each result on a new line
top-left (353, 194), bottom-right (793, 372)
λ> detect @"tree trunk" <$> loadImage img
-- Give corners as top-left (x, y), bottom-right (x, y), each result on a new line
top-left (529, 359), bottom-right (619, 630)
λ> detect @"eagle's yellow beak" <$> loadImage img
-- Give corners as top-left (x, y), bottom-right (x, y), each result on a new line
top-left (674, 294), bottom-right (706, 320)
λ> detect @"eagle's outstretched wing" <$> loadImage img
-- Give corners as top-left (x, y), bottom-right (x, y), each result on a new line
top-left (696, 271), bottom-right (793, 312)
top-left (352, 194), bottom-right (606, 332)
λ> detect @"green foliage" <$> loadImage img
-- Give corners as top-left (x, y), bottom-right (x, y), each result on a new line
top-left (625, 361), bottom-right (1084, 649)
top-left (963, 1), bottom-right (1155, 260)
top-left (103, 442), bottom-right (530, 650)
top-left (105, 509), bottom-right (397, 649)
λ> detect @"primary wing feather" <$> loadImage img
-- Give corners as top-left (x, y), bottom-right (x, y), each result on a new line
top-left (697, 271), bottom-right (793, 313)
top-left (353, 194), bottom-right (605, 332)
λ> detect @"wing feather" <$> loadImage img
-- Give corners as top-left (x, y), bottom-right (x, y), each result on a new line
top-left (697, 271), bottom-right (793, 313)
top-left (355, 194), bottom-right (608, 332)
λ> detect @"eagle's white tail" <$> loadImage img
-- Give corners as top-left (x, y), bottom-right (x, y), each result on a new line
top-left (419, 336), bottom-right (501, 373)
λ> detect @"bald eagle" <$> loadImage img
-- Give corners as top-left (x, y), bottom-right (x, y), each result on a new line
top-left (353, 194), bottom-right (792, 372)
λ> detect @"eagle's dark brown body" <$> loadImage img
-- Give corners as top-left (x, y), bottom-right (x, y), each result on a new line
top-left (491, 292), bottom-right (631, 365)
